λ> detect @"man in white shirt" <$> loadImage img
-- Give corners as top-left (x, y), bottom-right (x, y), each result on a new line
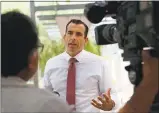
top-left (43, 19), bottom-right (121, 112)
top-left (1, 11), bottom-right (70, 113)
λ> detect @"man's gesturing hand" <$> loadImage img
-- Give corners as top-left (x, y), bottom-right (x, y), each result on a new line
top-left (91, 88), bottom-right (115, 111)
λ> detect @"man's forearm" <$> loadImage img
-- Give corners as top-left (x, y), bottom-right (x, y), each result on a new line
top-left (118, 79), bottom-right (158, 113)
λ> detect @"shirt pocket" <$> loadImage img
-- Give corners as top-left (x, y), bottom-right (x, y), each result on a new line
top-left (78, 74), bottom-right (99, 92)
top-left (49, 68), bottom-right (68, 91)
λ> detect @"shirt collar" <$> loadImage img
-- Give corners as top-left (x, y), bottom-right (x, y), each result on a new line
top-left (1, 76), bottom-right (33, 88)
top-left (63, 50), bottom-right (86, 63)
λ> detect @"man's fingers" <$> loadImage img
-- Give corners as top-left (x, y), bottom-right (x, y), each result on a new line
top-left (92, 99), bottom-right (102, 107)
top-left (91, 101), bottom-right (102, 110)
top-left (142, 50), bottom-right (159, 76)
top-left (103, 94), bottom-right (110, 102)
top-left (98, 96), bottom-right (105, 104)
top-left (142, 50), bottom-right (157, 64)
top-left (142, 50), bottom-right (151, 61)
top-left (106, 88), bottom-right (111, 98)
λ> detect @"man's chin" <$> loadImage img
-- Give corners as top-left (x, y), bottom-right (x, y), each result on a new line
top-left (68, 49), bottom-right (76, 53)
top-left (68, 47), bottom-right (76, 51)
top-left (66, 49), bottom-right (79, 56)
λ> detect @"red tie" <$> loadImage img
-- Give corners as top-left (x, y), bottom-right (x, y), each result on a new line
top-left (66, 58), bottom-right (77, 108)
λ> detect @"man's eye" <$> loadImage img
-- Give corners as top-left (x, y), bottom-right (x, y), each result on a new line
top-left (76, 33), bottom-right (82, 36)
top-left (68, 32), bottom-right (72, 35)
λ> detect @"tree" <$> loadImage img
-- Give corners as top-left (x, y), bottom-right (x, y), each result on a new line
top-left (39, 39), bottom-right (65, 73)
top-left (85, 39), bottom-right (101, 55)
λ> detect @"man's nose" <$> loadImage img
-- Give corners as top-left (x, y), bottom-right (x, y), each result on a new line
top-left (70, 34), bottom-right (76, 40)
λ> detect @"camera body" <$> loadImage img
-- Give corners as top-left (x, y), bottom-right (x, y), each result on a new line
top-left (85, 1), bottom-right (159, 86)
top-left (84, 1), bottom-right (159, 112)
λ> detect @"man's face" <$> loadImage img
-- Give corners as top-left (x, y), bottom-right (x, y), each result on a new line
top-left (63, 23), bottom-right (88, 56)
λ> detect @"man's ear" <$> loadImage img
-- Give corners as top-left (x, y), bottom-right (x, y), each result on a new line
top-left (28, 51), bottom-right (38, 74)
top-left (85, 37), bottom-right (88, 44)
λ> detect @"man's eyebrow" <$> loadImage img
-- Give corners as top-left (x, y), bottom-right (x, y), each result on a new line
top-left (67, 30), bottom-right (72, 32)
top-left (76, 32), bottom-right (83, 35)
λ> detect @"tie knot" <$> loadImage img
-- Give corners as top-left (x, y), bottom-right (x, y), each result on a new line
top-left (69, 58), bottom-right (77, 64)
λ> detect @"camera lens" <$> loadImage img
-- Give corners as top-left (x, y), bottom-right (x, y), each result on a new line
top-left (102, 24), bottom-right (118, 43)
top-left (84, 2), bottom-right (107, 24)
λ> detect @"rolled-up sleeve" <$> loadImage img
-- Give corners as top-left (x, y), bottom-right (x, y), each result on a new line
top-left (99, 59), bottom-right (122, 112)
top-left (43, 60), bottom-right (54, 92)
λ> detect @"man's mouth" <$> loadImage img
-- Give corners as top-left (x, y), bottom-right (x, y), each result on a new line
top-left (69, 43), bottom-right (76, 46)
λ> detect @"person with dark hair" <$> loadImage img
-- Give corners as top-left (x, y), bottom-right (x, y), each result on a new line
top-left (1, 11), bottom-right (70, 113)
top-left (43, 19), bottom-right (121, 112)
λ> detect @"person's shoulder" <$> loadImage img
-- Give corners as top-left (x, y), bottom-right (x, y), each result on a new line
top-left (31, 88), bottom-right (71, 112)
top-left (47, 53), bottom-right (65, 64)
top-left (2, 87), bottom-right (70, 112)
top-left (84, 50), bottom-right (106, 62)
top-left (45, 52), bottom-right (66, 69)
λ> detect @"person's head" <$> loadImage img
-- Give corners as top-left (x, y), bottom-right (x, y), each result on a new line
top-left (1, 11), bottom-right (43, 81)
top-left (63, 19), bottom-right (89, 57)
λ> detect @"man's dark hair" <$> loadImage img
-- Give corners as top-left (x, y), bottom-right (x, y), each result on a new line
top-left (1, 11), bottom-right (39, 77)
top-left (65, 19), bottom-right (89, 37)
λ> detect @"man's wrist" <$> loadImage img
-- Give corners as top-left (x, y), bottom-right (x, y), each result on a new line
top-left (112, 100), bottom-right (115, 108)
top-left (111, 100), bottom-right (115, 109)
top-left (110, 100), bottom-right (115, 110)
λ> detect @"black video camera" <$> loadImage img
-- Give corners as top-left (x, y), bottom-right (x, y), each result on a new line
top-left (84, 1), bottom-right (159, 113)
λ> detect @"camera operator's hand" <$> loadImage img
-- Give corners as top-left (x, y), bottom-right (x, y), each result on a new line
top-left (142, 50), bottom-right (159, 89)
top-left (91, 88), bottom-right (115, 111)
top-left (118, 50), bottom-right (159, 113)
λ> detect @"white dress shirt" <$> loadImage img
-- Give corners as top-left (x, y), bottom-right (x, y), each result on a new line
top-left (43, 50), bottom-right (122, 112)
top-left (100, 44), bottom-right (134, 107)
top-left (1, 76), bottom-right (70, 113)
